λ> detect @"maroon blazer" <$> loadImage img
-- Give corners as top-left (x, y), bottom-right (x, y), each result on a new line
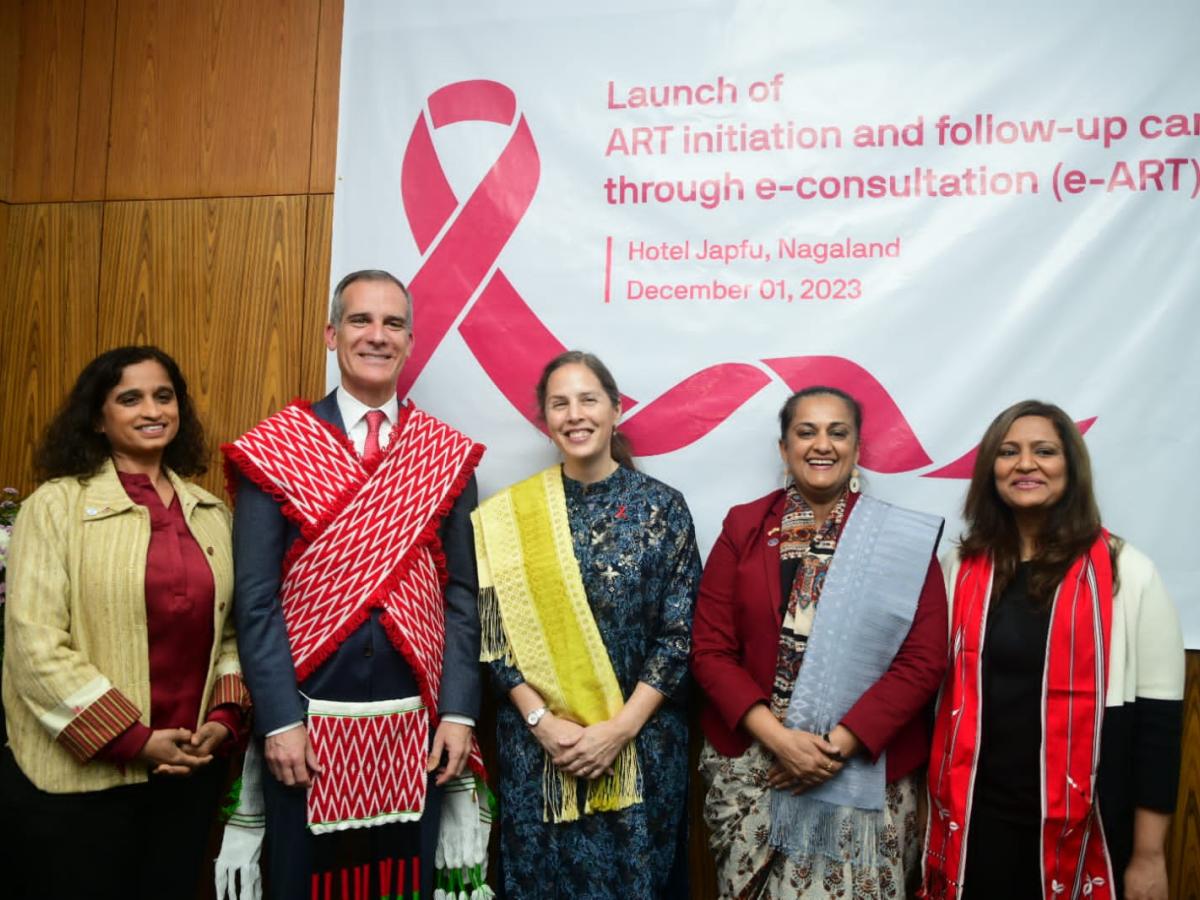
top-left (691, 489), bottom-right (948, 782)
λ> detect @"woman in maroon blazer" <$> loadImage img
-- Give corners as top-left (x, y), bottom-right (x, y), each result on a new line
top-left (692, 386), bottom-right (948, 899)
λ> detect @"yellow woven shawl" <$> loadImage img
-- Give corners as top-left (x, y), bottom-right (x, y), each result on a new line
top-left (471, 466), bottom-right (642, 823)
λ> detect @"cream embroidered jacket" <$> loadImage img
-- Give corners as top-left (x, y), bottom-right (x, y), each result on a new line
top-left (2, 459), bottom-right (244, 793)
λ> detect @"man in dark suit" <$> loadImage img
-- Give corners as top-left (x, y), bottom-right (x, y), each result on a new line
top-left (228, 269), bottom-right (483, 900)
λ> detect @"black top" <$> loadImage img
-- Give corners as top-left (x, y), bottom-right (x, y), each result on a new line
top-left (967, 563), bottom-right (1183, 896)
top-left (973, 564), bottom-right (1050, 822)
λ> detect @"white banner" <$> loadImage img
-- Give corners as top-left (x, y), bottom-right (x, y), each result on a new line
top-left (331, 0), bottom-right (1200, 646)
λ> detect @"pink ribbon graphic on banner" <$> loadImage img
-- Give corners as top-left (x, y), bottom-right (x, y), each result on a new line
top-left (398, 80), bottom-right (1094, 475)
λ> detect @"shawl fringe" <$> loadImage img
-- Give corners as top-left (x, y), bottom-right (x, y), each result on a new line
top-left (769, 788), bottom-right (884, 867)
top-left (539, 738), bottom-right (643, 824)
top-left (477, 586), bottom-right (511, 664)
top-left (293, 600), bottom-right (375, 683)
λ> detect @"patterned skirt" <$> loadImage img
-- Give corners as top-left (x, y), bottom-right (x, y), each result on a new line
top-left (699, 741), bottom-right (923, 900)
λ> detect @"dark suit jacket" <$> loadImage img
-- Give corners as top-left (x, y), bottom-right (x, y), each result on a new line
top-left (232, 391), bottom-right (481, 736)
top-left (690, 489), bottom-right (947, 782)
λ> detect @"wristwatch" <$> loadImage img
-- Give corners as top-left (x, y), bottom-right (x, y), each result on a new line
top-left (525, 706), bottom-right (549, 728)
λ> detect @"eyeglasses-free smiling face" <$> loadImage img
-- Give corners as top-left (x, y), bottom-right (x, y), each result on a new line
top-left (97, 359), bottom-right (180, 468)
top-left (543, 362), bottom-right (621, 482)
top-left (778, 393), bottom-right (860, 507)
top-left (325, 278), bottom-right (413, 408)
top-left (993, 414), bottom-right (1068, 514)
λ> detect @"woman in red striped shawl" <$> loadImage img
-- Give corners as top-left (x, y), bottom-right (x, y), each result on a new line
top-left (921, 400), bottom-right (1184, 900)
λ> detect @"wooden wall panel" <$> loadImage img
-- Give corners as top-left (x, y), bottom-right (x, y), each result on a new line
top-left (96, 196), bottom-right (309, 496)
top-left (1169, 651), bottom-right (1200, 900)
top-left (0, 201), bottom-right (102, 491)
top-left (0, 0), bottom-right (20, 202)
top-left (300, 192), bottom-right (333, 399)
top-left (105, 0), bottom-right (321, 200)
top-left (9, 0), bottom-right (85, 203)
top-left (73, 0), bottom-right (117, 201)
top-left (308, 0), bottom-right (343, 194)
top-left (0, 204), bottom-right (8, 352)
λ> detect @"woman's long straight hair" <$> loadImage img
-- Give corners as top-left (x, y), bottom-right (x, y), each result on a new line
top-left (960, 399), bottom-right (1105, 602)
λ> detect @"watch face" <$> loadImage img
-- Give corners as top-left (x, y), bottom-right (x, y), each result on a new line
top-left (526, 707), bottom-right (545, 726)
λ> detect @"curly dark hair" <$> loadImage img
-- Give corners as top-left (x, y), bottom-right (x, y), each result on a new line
top-left (34, 346), bottom-right (209, 481)
top-left (960, 399), bottom-right (1108, 602)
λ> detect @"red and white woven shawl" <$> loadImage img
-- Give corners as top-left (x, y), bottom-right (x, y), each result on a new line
top-left (225, 400), bottom-right (485, 773)
top-left (923, 534), bottom-right (1114, 900)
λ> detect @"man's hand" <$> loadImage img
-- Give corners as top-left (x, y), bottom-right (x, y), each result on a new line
top-left (427, 721), bottom-right (473, 786)
top-left (137, 727), bottom-right (210, 776)
top-left (265, 724), bottom-right (321, 788)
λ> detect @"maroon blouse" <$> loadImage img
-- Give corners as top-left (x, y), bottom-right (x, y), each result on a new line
top-left (99, 472), bottom-right (239, 762)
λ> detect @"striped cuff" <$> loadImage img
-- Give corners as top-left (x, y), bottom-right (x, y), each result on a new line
top-left (209, 673), bottom-right (251, 713)
top-left (56, 688), bottom-right (142, 763)
top-left (98, 721), bottom-right (154, 764)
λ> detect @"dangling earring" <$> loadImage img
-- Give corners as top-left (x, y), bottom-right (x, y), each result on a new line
top-left (849, 468), bottom-right (861, 493)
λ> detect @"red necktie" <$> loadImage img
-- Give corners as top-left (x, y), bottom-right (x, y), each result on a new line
top-left (363, 409), bottom-right (386, 464)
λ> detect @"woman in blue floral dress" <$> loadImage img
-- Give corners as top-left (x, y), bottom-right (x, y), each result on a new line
top-left (472, 351), bottom-right (700, 899)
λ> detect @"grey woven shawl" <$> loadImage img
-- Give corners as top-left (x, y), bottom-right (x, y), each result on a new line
top-left (769, 494), bottom-right (942, 865)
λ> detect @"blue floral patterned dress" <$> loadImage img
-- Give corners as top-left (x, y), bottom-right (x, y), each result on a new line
top-left (488, 466), bottom-right (701, 899)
